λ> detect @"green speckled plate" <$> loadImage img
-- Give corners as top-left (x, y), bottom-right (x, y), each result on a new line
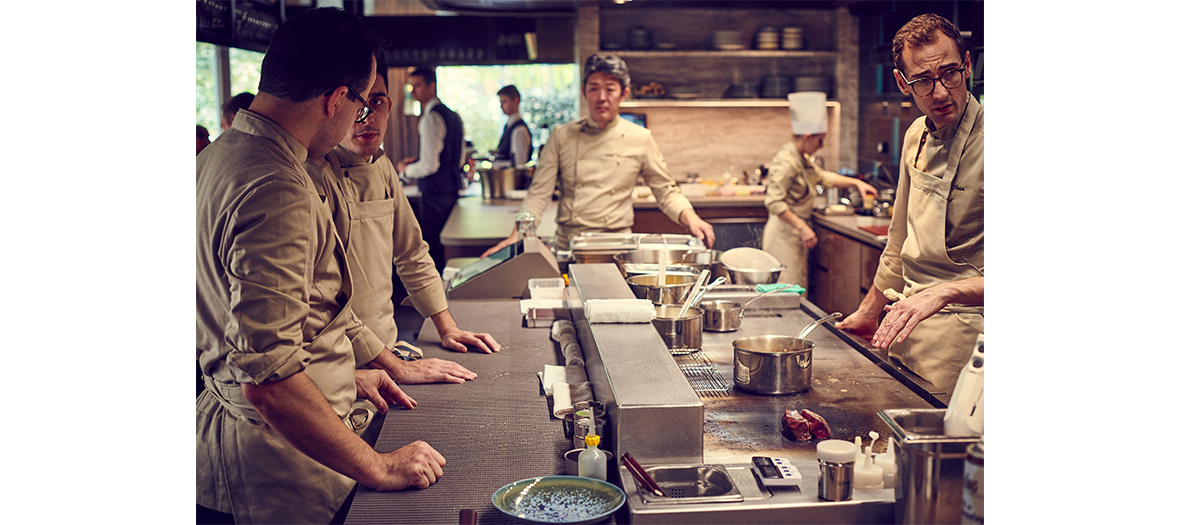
top-left (491, 475), bottom-right (626, 524)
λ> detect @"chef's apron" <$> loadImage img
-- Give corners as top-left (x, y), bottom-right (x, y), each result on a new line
top-left (886, 103), bottom-right (984, 392)
top-left (338, 162), bottom-right (402, 348)
top-left (761, 152), bottom-right (817, 288)
top-left (197, 177), bottom-right (369, 524)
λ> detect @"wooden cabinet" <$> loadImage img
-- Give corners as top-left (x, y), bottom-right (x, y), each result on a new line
top-left (811, 226), bottom-right (862, 316)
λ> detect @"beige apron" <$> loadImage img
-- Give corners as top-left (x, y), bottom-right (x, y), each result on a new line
top-left (336, 159), bottom-right (402, 348)
top-left (197, 173), bottom-right (369, 524)
top-left (761, 151), bottom-right (817, 287)
top-left (886, 103), bottom-right (984, 392)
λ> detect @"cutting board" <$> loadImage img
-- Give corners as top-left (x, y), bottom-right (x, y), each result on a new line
top-left (858, 224), bottom-right (889, 237)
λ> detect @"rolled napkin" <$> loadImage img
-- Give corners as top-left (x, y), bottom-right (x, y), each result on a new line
top-left (584, 299), bottom-right (656, 324)
top-left (565, 363), bottom-right (588, 386)
top-left (550, 319), bottom-right (577, 341)
top-left (552, 381), bottom-right (573, 418)
top-left (537, 364), bottom-right (567, 396)
top-left (562, 340), bottom-right (585, 367)
top-left (569, 382), bottom-right (595, 406)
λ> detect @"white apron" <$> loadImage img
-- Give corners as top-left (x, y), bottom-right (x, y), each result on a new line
top-left (761, 150), bottom-right (817, 288)
top-left (886, 103), bottom-right (984, 392)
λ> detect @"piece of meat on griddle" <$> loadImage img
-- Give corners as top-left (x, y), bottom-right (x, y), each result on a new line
top-left (800, 409), bottom-right (831, 440)
top-left (781, 409), bottom-right (812, 441)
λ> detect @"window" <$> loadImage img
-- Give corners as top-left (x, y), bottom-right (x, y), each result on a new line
top-left (435, 64), bottom-right (579, 163)
top-left (195, 43), bottom-right (264, 141)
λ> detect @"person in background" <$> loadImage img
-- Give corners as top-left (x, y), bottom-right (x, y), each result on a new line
top-left (761, 91), bottom-right (877, 288)
top-left (835, 13), bottom-right (983, 392)
top-left (495, 84), bottom-right (532, 167)
top-left (220, 91), bottom-right (256, 132)
top-left (197, 9), bottom-right (446, 524)
top-left (396, 67), bottom-right (465, 274)
top-left (305, 52), bottom-right (502, 359)
top-left (481, 54), bottom-right (714, 255)
top-left (196, 125), bottom-right (210, 155)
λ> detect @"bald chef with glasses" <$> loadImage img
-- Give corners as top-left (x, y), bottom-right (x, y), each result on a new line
top-left (836, 13), bottom-right (984, 393)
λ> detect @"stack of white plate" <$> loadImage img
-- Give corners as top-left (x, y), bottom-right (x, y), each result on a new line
top-left (712, 30), bottom-right (745, 51)
top-left (781, 27), bottom-right (804, 50)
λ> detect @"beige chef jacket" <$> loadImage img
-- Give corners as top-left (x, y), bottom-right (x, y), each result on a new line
top-left (196, 110), bottom-right (385, 524)
top-left (761, 141), bottom-right (844, 286)
top-left (305, 145), bottom-right (450, 348)
top-left (520, 116), bottom-right (693, 249)
top-left (874, 95), bottom-right (984, 391)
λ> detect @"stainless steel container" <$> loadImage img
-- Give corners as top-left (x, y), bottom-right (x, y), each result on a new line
top-left (477, 167), bottom-right (531, 199)
top-left (699, 300), bottom-right (742, 332)
top-left (732, 335), bottom-right (813, 394)
top-left (626, 274), bottom-right (699, 304)
top-left (722, 263), bottom-right (783, 285)
top-left (880, 409), bottom-right (982, 525)
top-left (651, 305), bottom-right (703, 352)
top-left (613, 249), bottom-right (720, 281)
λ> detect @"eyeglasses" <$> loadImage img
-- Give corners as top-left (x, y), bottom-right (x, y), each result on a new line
top-left (899, 66), bottom-right (967, 97)
top-left (325, 87), bottom-right (374, 123)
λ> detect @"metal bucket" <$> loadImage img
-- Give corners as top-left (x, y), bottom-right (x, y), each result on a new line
top-left (879, 408), bottom-right (982, 524)
top-left (652, 305), bottom-right (702, 352)
top-left (478, 167), bottom-right (531, 199)
top-left (732, 335), bottom-right (812, 394)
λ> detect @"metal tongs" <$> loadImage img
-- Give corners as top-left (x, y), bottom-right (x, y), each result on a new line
top-left (622, 452), bottom-right (666, 497)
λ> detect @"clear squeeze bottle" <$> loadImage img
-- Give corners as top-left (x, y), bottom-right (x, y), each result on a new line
top-left (578, 434), bottom-right (607, 481)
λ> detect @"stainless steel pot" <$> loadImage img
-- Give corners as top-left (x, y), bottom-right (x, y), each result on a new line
top-left (652, 304), bottom-right (702, 352)
top-left (732, 335), bottom-right (813, 394)
top-left (700, 300), bottom-right (742, 332)
top-left (626, 274), bottom-right (699, 304)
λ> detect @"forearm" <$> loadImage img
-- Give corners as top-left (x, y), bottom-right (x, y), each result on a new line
top-left (242, 372), bottom-right (381, 486)
top-left (921, 276), bottom-right (984, 307)
top-left (430, 309), bottom-right (460, 336)
top-left (775, 209), bottom-right (808, 231)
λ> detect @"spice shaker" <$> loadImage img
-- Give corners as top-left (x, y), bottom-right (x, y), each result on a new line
top-left (816, 439), bottom-right (858, 501)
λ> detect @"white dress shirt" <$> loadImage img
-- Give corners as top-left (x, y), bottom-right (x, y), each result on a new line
top-left (402, 98), bottom-right (463, 179)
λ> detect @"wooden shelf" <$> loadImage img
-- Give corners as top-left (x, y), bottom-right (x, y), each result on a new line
top-left (622, 100), bottom-right (841, 109)
top-left (609, 49), bottom-right (837, 59)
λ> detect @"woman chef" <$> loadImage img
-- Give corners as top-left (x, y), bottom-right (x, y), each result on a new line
top-left (760, 92), bottom-right (877, 287)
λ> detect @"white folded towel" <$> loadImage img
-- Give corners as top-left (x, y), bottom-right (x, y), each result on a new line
top-left (552, 381), bottom-right (573, 418)
top-left (584, 299), bottom-right (656, 324)
top-left (537, 364), bottom-right (567, 396)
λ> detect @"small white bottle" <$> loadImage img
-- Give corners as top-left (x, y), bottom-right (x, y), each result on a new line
top-left (875, 437), bottom-right (898, 489)
top-left (853, 444), bottom-right (884, 490)
top-left (578, 434), bottom-right (607, 481)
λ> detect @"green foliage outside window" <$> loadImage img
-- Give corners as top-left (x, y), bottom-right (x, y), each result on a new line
top-left (437, 64), bottom-right (579, 163)
top-left (195, 43), bottom-right (264, 141)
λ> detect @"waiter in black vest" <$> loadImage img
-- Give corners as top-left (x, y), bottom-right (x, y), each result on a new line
top-left (495, 84), bottom-right (532, 167)
top-left (398, 67), bottom-right (465, 274)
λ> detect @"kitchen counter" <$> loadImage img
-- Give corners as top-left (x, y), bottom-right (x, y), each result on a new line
top-left (345, 264), bottom-right (943, 524)
top-left (811, 212), bottom-right (891, 249)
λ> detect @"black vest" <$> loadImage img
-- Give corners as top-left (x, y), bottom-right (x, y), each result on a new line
top-left (417, 102), bottom-right (464, 195)
top-left (496, 118), bottom-right (532, 165)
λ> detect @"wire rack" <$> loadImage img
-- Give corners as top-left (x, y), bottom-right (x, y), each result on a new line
top-left (673, 351), bottom-right (730, 398)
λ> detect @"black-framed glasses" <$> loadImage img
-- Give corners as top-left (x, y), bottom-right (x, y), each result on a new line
top-left (326, 87), bottom-right (373, 123)
top-left (899, 66), bottom-right (967, 97)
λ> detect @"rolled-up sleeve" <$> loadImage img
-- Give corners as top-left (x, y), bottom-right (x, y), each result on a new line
top-left (222, 180), bottom-right (317, 384)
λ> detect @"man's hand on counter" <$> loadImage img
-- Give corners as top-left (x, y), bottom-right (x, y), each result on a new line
top-left (679, 209), bottom-right (715, 248)
top-left (366, 441), bottom-right (447, 491)
top-left (433, 309), bottom-right (502, 353)
top-left (355, 368), bottom-right (416, 412)
top-left (370, 347), bottom-right (479, 385)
